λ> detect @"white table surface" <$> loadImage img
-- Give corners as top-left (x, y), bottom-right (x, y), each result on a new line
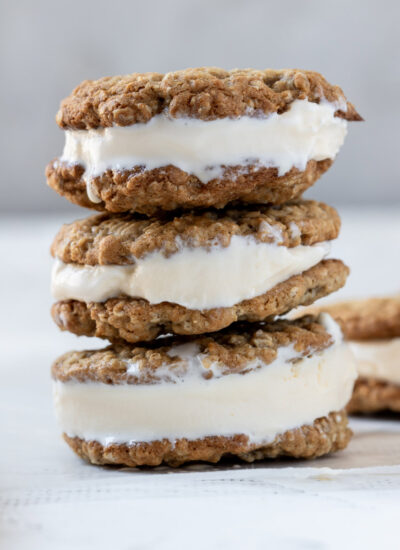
top-left (1, 207), bottom-right (400, 550)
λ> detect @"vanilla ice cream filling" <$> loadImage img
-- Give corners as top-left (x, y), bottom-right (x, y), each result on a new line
top-left (60, 99), bottom-right (347, 201)
top-left (349, 338), bottom-right (400, 385)
top-left (51, 237), bottom-right (330, 309)
top-left (53, 315), bottom-right (356, 445)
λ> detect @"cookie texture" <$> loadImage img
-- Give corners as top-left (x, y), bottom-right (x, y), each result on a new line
top-left (311, 296), bottom-right (400, 341)
top-left (56, 67), bottom-right (361, 130)
top-left (52, 315), bottom-right (334, 384)
top-left (46, 158), bottom-right (331, 215)
top-left (51, 200), bottom-right (340, 265)
top-left (52, 259), bottom-right (348, 343)
top-left (63, 411), bottom-right (351, 467)
top-left (347, 377), bottom-right (400, 414)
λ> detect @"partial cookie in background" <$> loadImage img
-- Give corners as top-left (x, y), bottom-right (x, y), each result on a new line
top-left (312, 296), bottom-right (400, 341)
top-left (50, 200), bottom-right (349, 343)
top-left (52, 315), bottom-right (356, 466)
top-left (301, 296), bottom-right (400, 414)
top-left (46, 67), bottom-right (361, 214)
top-left (350, 378), bottom-right (400, 414)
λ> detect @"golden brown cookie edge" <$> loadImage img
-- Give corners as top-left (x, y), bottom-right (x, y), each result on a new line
top-left (46, 159), bottom-right (332, 215)
top-left (62, 410), bottom-right (351, 467)
top-left (56, 67), bottom-right (361, 130)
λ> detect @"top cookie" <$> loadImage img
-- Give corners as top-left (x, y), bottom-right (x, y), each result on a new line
top-left (56, 67), bottom-right (361, 130)
top-left (305, 296), bottom-right (400, 341)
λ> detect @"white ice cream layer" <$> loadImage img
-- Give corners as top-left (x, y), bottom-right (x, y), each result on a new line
top-left (60, 99), bottom-right (348, 201)
top-left (349, 338), bottom-right (400, 385)
top-left (53, 320), bottom-right (356, 445)
top-left (51, 237), bottom-right (330, 309)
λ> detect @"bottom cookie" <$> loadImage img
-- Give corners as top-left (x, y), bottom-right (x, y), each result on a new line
top-left (63, 410), bottom-right (351, 467)
top-left (347, 377), bottom-right (400, 414)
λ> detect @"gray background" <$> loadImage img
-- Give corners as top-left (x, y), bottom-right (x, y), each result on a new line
top-left (1, 0), bottom-right (399, 213)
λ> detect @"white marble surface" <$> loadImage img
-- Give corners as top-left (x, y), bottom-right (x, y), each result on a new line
top-left (1, 208), bottom-right (400, 550)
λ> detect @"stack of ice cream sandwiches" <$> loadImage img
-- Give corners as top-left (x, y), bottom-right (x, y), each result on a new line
top-left (47, 67), bottom-right (361, 467)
